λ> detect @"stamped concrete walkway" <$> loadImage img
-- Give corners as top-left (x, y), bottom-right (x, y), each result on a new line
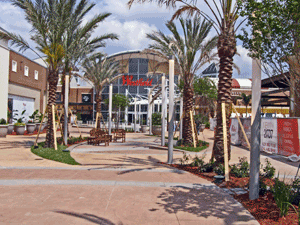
top-left (0, 128), bottom-right (266, 224)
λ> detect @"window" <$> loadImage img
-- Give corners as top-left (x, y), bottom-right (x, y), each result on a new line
top-left (24, 66), bottom-right (29, 76)
top-left (12, 61), bottom-right (17, 72)
top-left (82, 94), bottom-right (91, 103)
top-left (34, 70), bottom-right (38, 80)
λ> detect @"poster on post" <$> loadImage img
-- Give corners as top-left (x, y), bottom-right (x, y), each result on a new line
top-left (261, 118), bottom-right (278, 154)
top-left (230, 118), bottom-right (240, 145)
top-left (277, 119), bottom-right (300, 156)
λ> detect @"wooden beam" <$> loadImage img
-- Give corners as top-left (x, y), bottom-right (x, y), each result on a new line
top-left (222, 102), bottom-right (229, 182)
top-left (52, 105), bottom-right (57, 150)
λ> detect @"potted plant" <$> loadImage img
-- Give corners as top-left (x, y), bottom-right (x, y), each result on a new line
top-left (7, 110), bottom-right (14, 134)
top-left (27, 110), bottom-right (38, 134)
top-left (0, 118), bottom-right (8, 138)
top-left (141, 119), bottom-right (148, 133)
top-left (152, 112), bottom-right (162, 135)
top-left (13, 110), bottom-right (26, 135)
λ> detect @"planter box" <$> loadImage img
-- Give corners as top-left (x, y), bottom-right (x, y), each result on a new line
top-left (141, 125), bottom-right (148, 133)
top-left (152, 125), bottom-right (162, 136)
top-left (14, 126), bottom-right (25, 135)
top-left (0, 125), bottom-right (8, 138)
top-left (7, 124), bottom-right (14, 134)
top-left (26, 124), bottom-right (36, 134)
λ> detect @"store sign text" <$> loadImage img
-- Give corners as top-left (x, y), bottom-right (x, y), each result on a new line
top-left (122, 75), bottom-right (153, 86)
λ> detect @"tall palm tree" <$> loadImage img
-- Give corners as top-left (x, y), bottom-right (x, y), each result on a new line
top-left (82, 54), bottom-right (122, 128)
top-left (59, 2), bottom-right (118, 137)
top-left (147, 16), bottom-right (217, 144)
top-left (128, 0), bottom-right (245, 164)
top-left (240, 93), bottom-right (251, 117)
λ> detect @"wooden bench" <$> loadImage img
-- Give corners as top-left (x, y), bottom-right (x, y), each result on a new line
top-left (88, 129), bottom-right (112, 145)
top-left (113, 129), bottom-right (126, 143)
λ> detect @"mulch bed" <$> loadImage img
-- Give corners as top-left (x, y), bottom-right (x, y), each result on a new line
top-left (8, 129), bottom-right (48, 136)
top-left (162, 162), bottom-right (298, 225)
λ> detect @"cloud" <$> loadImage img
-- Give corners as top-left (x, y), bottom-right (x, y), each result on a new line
top-left (233, 45), bottom-right (252, 78)
top-left (95, 18), bottom-right (158, 50)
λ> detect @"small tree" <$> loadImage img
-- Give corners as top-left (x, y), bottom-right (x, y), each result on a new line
top-left (240, 93), bottom-right (251, 117)
top-left (104, 94), bottom-right (130, 129)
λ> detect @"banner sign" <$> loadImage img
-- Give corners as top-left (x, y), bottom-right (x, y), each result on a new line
top-left (277, 118), bottom-right (300, 156)
top-left (241, 118), bottom-right (251, 148)
top-left (261, 118), bottom-right (278, 154)
top-left (230, 118), bottom-right (240, 145)
top-left (122, 75), bottom-right (153, 86)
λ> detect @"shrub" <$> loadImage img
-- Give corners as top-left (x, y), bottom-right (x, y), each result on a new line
top-left (200, 160), bottom-right (215, 173)
top-left (190, 155), bottom-right (205, 167)
top-left (262, 158), bottom-right (276, 178)
top-left (0, 118), bottom-right (7, 125)
top-left (152, 112), bottom-right (161, 126)
top-left (179, 152), bottom-right (190, 165)
top-left (205, 121), bottom-right (210, 129)
top-left (272, 175), bottom-right (296, 217)
top-left (230, 157), bottom-right (250, 178)
top-left (291, 178), bottom-right (300, 205)
top-left (14, 122), bottom-right (26, 126)
top-left (213, 163), bottom-right (225, 175)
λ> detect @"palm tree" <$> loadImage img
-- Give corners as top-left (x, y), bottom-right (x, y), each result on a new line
top-left (147, 16), bottom-right (217, 144)
top-left (128, 0), bottom-right (245, 164)
top-left (82, 54), bottom-right (122, 128)
top-left (59, 2), bottom-right (118, 137)
top-left (240, 93), bottom-right (251, 117)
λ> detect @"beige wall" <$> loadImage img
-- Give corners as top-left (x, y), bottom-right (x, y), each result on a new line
top-left (8, 83), bottom-right (41, 111)
top-left (0, 44), bottom-right (10, 120)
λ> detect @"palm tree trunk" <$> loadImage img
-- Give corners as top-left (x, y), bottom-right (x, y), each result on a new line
top-left (96, 94), bottom-right (102, 129)
top-left (45, 70), bottom-right (59, 148)
top-left (182, 81), bottom-right (197, 145)
top-left (212, 31), bottom-right (236, 164)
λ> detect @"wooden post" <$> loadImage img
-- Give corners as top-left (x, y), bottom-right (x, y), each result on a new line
top-left (232, 103), bottom-right (251, 149)
top-left (190, 110), bottom-right (196, 148)
top-left (69, 108), bottom-right (82, 137)
top-left (52, 105), bottom-right (57, 150)
top-left (55, 106), bottom-right (63, 138)
top-left (34, 105), bottom-right (48, 147)
top-left (95, 112), bottom-right (99, 129)
top-left (222, 102), bottom-right (229, 182)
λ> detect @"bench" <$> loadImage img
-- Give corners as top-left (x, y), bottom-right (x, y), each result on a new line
top-left (113, 129), bottom-right (126, 143)
top-left (88, 128), bottom-right (112, 145)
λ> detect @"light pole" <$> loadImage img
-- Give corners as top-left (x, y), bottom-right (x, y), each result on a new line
top-left (134, 97), bottom-right (137, 133)
top-left (125, 89), bottom-right (128, 126)
top-left (168, 56), bottom-right (175, 164)
top-left (108, 83), bottom-right (112, 135)
top-left (161, 73), bottom-right (166, 146)
top-left (148, 89), bottom-right (152, 135)
top-left (64, 73), bottom-right (69, 146)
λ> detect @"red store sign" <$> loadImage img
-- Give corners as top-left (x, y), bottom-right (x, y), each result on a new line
top-left (122, 75), bottom-right (153, 86)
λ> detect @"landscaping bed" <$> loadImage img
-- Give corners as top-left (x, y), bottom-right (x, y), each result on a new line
top-left (162, 156), bottom-right (299, 225)
top-left (8, 129), bottom-right (48, 136)
top-left (165, 139), bottom-right (209, 152)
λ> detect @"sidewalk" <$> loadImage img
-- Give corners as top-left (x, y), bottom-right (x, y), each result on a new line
top-left (0, 127), bottom-right (283, 224)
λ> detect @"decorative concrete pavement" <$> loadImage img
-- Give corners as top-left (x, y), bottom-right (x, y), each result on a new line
top-left (1, 127), bottom-right (295, 224)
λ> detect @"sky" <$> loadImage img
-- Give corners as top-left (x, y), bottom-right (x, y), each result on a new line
top-left (0, 0), bottom-right (255, 79)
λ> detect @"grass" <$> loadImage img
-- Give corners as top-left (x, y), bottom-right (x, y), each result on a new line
top-left (174, 145), bottom-right (208, 152)
top-left (31, 142), bottom-right (81, 165)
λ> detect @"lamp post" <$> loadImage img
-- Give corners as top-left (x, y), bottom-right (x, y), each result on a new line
top-left (134, 97), bottom-right (137, 133)
top-left (64, 73), bottom-right (69, 146)
top-left (148, 89), bottom-right (152, 135)
top-left (161, 73), bottom-right (166, 146)
top-left (108, 83), bottom-right (112, 135)
top-left (168, 56), bottom-right (175, 164)
top-left (125, 89), bottom-right (128, 126)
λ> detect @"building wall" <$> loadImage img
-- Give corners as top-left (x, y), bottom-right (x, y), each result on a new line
top-left (0, 40), bottom-right (10, 120)
top-left (9, 50), bottom-right (47, 112)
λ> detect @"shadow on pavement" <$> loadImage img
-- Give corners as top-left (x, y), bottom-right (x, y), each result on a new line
top-left (156, 185), bottom-right (256, 224)
top-left (53, 210), bottom-right (123, 225)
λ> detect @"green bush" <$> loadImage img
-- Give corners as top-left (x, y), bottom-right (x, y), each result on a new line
top-left (152, 112), bottom-right (161, 126)
top-left (0, 118), bottom-right (7, 125)
top-left (205, 122), bottom-right (210, 129)
top-left (200, 160), bottom-right (215, 173)
top-left (179, 152), bottom-right (190, 165)
top-left (190, 155), bottom-right (205, 167)
top-left (230, 157), bottom-right (250, 178)
top-left (261, 158), bottom-right (276, 178)
top-left (272, 175), bottom-right (296, 217)
top-left (213, 163), bottom-right (225, 175)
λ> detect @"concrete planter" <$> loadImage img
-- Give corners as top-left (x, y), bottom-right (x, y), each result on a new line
top-left (152, 125), bottom-right (162, 136)
top-left (14, 126), bottom-right (25, 135)
top-left (42, 123), bottom-right (47, 131)
top-left (26, 124), bottom-right (36, 134)
top-left (7, 124), bottom-right (14, 134)
top-left (35, 123), bottom-right (42, 131)
top-left (141, 125), bottom-right (148, 133)
top-left (0, 125), bottom-right (8, 138)
top-left (200, 124), bottom-right (206, 132)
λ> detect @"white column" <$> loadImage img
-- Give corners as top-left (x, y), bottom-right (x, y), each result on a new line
top-left (0, 43), bottom-right (10, 121)
top-left (139, 102), bottom-right (141, 125)
top-left (64, 73), bottom-right (69, 145)
top-left (180, 97), bottom-right (183, 140)
top-left (108, 83), bottom-right (112, 135)
top-left (125, 89), bottom-right (128, 125)
top-left (168, 56), bottom-right (175, 164)
top-left (249, 58), bottom-right (261, 200)
top-left (134, 97), bottom-right (137, 133)
top-left (161, 74), bottom-right (166, 146)
top-left (148, 91), bottom-right (152, 135)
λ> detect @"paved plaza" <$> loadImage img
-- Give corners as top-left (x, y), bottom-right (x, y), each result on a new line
top-left (0, 127), bottom-right (298, 224)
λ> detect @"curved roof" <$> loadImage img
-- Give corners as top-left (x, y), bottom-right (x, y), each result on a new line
top-left (209, 78), bottom-right (252, 89)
